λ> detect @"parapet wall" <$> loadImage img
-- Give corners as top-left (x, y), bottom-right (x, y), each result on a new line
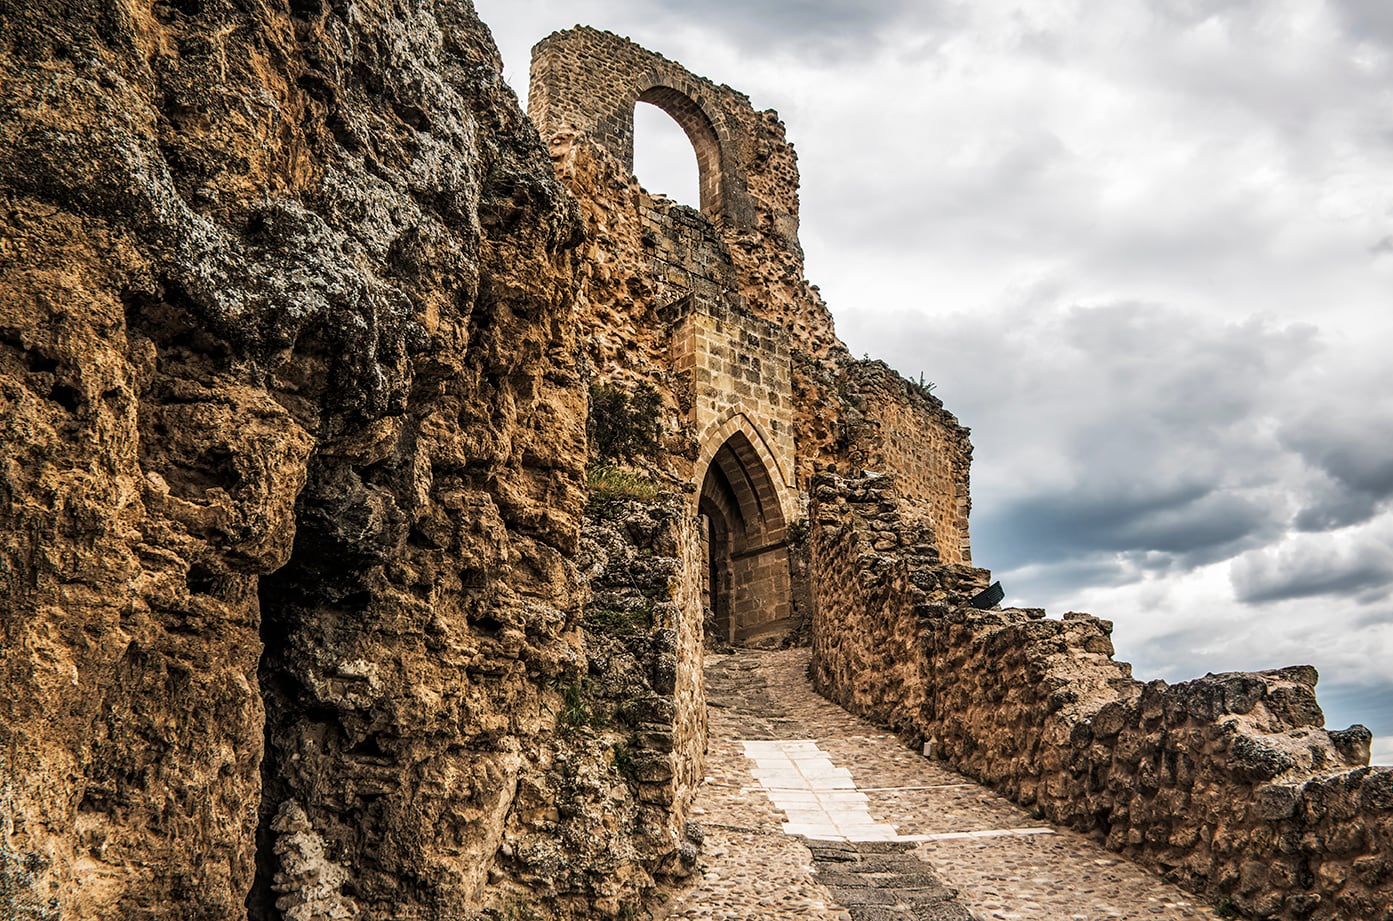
top-left (809, 472), bottom-right (990, 737)
top-left (810, 472), bottom-right (1393, 921)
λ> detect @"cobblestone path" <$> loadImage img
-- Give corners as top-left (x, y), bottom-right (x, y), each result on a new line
top-left (654, 648), bottom-right (1219, 921)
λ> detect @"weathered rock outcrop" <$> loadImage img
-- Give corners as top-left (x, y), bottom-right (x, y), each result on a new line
top-left (8, 7), bottom-right (1386, 920)
top-left (0, 2), bottom-right (689, 918)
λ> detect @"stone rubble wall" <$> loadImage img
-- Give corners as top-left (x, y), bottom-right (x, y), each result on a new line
top-left (810, 473), bottom-right (1393, 921)
top-left (809, 472), bottom-right (991, 738)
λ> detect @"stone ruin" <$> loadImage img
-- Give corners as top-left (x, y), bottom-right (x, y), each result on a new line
top-left (0, 6), bottom-right (1387, 921)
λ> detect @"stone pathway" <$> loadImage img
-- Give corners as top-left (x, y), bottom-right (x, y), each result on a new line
top-left (654, 648), bottom-right (1219, 921)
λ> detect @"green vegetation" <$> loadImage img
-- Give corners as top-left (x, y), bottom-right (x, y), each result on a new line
top-left (1214, 896), bottom-right (1240, 919)
top-left (584, 602), bottom-right (653, 635)
top-left (587, 465), bottom-right (660, 516)
top-left (553, 676), bottom-right (606, 730)
top-left (498, 902), bottom-right (544, 921)
top-left (611, 739), bottom-right (638, 786)
top-left (589, 381), bottom-right (663, 462)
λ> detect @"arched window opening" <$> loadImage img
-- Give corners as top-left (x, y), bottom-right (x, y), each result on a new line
top-left (634, 102), bottom-right (701, 209)
top-left (697, 432), bottom-right (792, 646)
top-left (635, 86), bottom-right (724, 218)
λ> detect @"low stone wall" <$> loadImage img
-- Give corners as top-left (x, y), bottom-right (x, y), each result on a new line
top-left (809, 471), bottom-right (988, 738)
top-left (810, 472), bottom-right (1393, 921)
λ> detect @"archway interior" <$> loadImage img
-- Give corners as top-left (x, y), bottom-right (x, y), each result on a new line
top-left (636, 85), bottom-right (723, 218)
top-left (697, 432), bottom-right (793, 645)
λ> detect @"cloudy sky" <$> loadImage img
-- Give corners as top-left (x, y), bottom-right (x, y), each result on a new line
top-left (472, 0), bottom-right (1393, 762)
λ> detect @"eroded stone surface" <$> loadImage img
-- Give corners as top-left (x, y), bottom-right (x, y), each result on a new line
top-left (0, 5), bottom-right (680, 918)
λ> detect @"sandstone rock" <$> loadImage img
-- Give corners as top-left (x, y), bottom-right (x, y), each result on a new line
top-left (0, 3), bottom-right (650, 918)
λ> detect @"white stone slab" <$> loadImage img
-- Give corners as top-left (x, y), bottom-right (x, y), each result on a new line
top-left (741, 738), bottom-right (907, 842)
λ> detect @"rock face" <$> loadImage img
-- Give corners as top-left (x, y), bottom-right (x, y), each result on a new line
top-left (0, 2), bottom-right (689, 918)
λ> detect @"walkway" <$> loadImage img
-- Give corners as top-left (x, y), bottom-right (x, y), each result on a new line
top-left (655, 649), bottom-right (1219, 921)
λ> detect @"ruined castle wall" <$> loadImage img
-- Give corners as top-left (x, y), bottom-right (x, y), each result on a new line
top-left (809, 473), bottom-right (991, 736)
top-left (531, 29), bottom-right (846, 474)
top-left (545, 129), bottom-right (674, 389)
top-left (810, 474), bottom-right (1393, 921)
top-left (0, 5), bottom-right (689, 919)
top-left (929, 609), bottom-right (1392, 921)
top-left (842, 361), bottom-right (975, 565)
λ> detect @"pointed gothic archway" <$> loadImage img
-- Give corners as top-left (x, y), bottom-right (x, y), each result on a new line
top-left (697, 430), bottom-right (794, 646)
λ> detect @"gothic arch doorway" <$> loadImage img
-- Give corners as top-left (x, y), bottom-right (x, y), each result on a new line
top-left (697, 431), bottom-right (794, 645)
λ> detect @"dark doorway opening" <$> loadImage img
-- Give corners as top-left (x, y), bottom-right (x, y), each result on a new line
top-left (697, 432), bottom-right (793, 646)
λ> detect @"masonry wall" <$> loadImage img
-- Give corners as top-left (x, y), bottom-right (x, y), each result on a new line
top-left (809, 472), bottom-right (991, 736)
top-left (810, 473), bottom-right (1393, 921)
top-left (531, 27), bottom-right (844, 368)
top-left (841, 361), bottom-right (975, 565)
top-left (648, 202), bottom-right (740, 307)
top-left (668, 299), bottom-right (797, 513)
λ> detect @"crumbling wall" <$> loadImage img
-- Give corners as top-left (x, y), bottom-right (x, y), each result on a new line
top-left (541, 73), bottom-right (807, 647)
top-left (839, 361), bottom-right (975, 565)
top-left (531, 27), bottom-right (845, 509)
top-left (809, 472), bottom-right (990, 735)
top-left (810, 473), bottom-right (1393, 921)
top-left (546, 128), bottom-right (725, 392)
top-left (0, 3), bottom-right (690, 918)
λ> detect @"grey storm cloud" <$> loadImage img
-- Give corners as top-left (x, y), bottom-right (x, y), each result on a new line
top-left (1231, 533), bottom-right (1393, 605)
top-left (1144, 0), bottom-right (1258, 28)
top-left (857, 299), bottom-right (1328, 586)
top-left (1328, 0), bottom-right (1393, 50)
top-left (978, 481), bottom-right (1282, 574)
top-left (1281, 409), bottom-right (1393, 531)
top-left (642, 0), bottom-right (952, 58)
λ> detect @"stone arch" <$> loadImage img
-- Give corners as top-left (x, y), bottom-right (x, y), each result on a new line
top-left (635, 85), bottom-right (724, 217)
top-left (693, 408), bottom-right (796, 523)
top-left (697, 429), bottom-right (793, 646)
top-left (529, 27), bottom-right (759, 230)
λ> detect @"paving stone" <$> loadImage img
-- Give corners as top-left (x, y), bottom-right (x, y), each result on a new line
top-left (654, 649), bottom-right (1220, 921)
